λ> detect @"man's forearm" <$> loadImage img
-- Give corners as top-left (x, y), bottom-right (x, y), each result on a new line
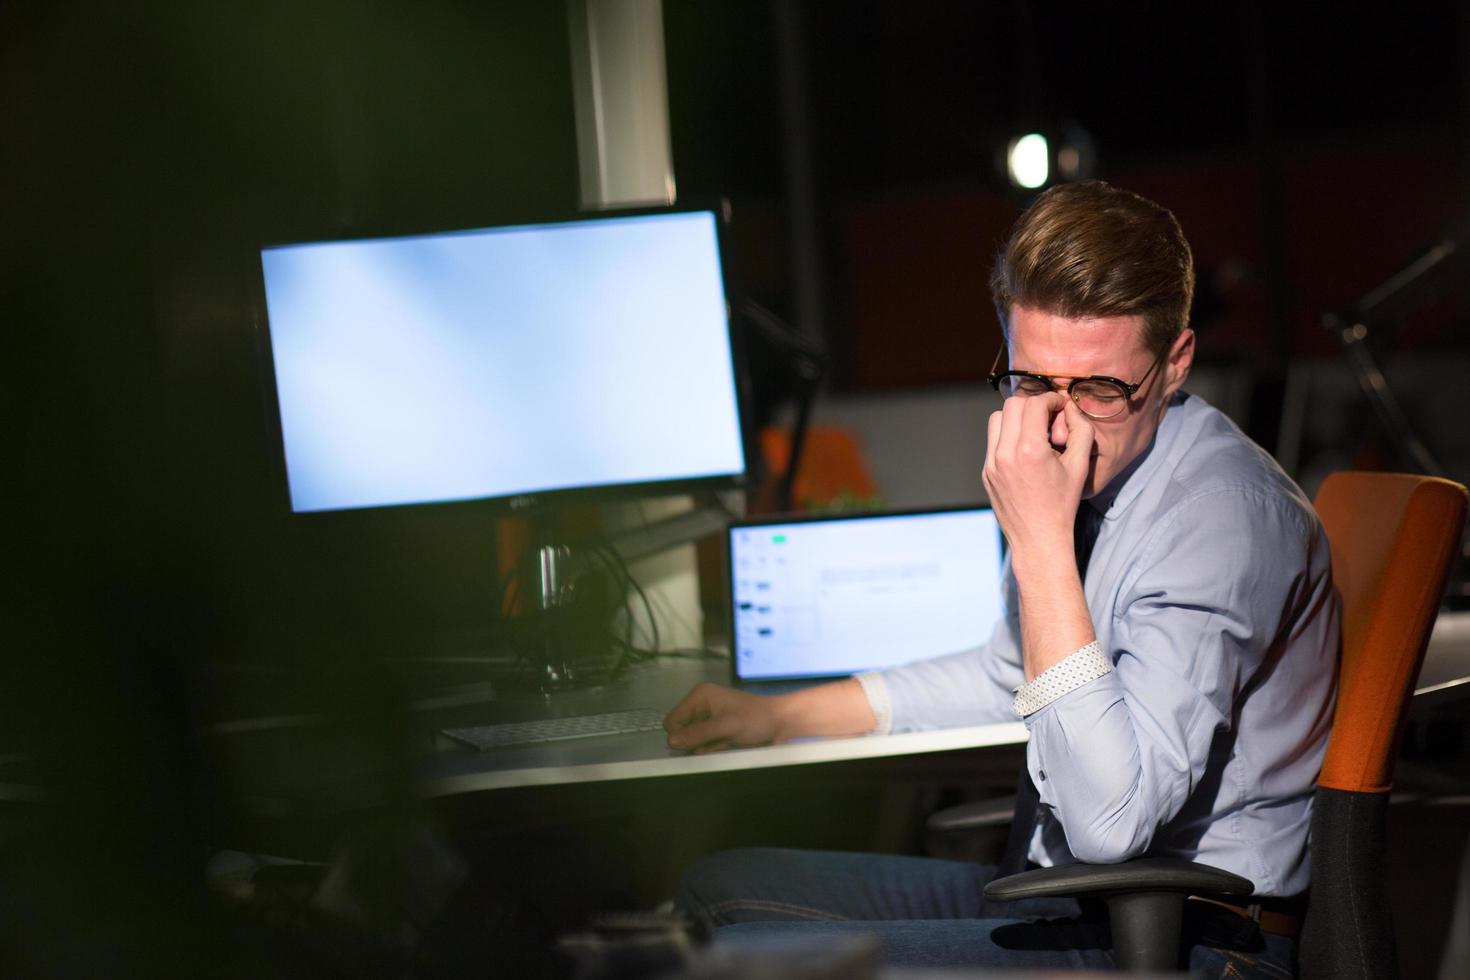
top-left (770, 677), bottom-right (878, 740)
top-left (1011, 545), bottom-right (1096, 681)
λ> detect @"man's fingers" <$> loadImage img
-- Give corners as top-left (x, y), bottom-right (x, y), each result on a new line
top-left (691, 738), bottom-right (732, 755)
top-left (1050, 397), bottom-right (1072, 449)
top-left (663, 682), bottom-right (717, 732)
top-left (1019, 391), bottom-right (1067, 456)
top-left (665, 683), bottom-right (744, 748)
top-left (1060, 399), bottom-right (1096, 477)
top-left (984, 409), bottom-right (1003, 474)
top-left (996, 396), bottom-right (1024, 459)
top-left (668, 712), bottom-right (742, 751)
top-left (665, 683), bottom-right (779, 752)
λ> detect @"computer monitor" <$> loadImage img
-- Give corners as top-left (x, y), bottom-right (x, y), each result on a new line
top-left (257, 206), bottom-right (749, 515)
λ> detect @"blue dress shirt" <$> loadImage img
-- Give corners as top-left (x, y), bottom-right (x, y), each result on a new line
top-left (857, 392), bottom-right (1339, 897)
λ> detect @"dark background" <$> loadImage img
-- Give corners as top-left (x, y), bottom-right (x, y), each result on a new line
top-left (3, 1), bottom-right (1467, 975)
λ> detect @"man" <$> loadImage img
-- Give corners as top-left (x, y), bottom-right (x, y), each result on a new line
top-left (663, 181), bottom-right (1338, 975)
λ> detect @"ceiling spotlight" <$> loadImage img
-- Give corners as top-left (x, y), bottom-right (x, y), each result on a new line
top-left (1001, 124), bottom-right (1097, 191)
top-left (1007, 133), bottom-right (1050, 189)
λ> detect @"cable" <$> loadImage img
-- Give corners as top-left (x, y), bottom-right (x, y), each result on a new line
top-left (493, 531), bottom-right (711, 683)
top-left (591, 542), bottom-right (661, 677)
top-left (580, 542), bottom-right (639, 677)
top-left (621, 553), bottom-right (661, 659)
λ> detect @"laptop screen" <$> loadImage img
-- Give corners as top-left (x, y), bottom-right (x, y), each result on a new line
top-left (728, 507), bottom-right (1007, 682)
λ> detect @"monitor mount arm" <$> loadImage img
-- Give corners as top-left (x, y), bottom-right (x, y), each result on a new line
top-left (1321, 226), bottom-right (1464, 479)
top-left (737, 299), bottom-right (829, 512)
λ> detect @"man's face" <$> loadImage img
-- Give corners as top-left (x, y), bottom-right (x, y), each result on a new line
top-left (1004, 305), bottom-right (1193, 498)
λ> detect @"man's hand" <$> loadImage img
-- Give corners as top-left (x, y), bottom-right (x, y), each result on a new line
top-left (664, 682), bottom-right (784, 753)
top-left (984, 392), bottom-right (1099, 680)
top-left (983, 392), bottom-right (1096, 560)
top-left (664, 678), bottom-right (878, 753)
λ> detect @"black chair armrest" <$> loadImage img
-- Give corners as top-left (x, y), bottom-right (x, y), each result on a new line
top-left (983, 856), bottom-right (1253, 902)
top-left (983, 858), bottom-right (1254, 971)
top-left (924, 795), bottom-right (1016, 833)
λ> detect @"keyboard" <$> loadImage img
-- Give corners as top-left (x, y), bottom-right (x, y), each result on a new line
top-left (442, 707), bottom-right (667, 751)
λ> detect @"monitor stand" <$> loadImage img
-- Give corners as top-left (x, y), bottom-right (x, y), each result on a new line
top-left (502, 514), bottom-right (617, 691)
top-left (527, 533), bottom-right (579, 687)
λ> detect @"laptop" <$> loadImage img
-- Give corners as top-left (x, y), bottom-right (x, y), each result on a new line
top-left (727, 505), bottom-right (1007, 686)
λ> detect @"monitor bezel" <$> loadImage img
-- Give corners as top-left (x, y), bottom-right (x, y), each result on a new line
top-left (250, 201), bottom-right (757, 518)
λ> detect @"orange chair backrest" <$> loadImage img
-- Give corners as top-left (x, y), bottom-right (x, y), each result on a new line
top-left (759, 425), bottom-right (877, 511)
top-left (1314, 473), bottom-right (1467, 793)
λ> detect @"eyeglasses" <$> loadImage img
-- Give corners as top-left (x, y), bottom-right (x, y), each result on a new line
top-left (985, 344), bottom-right (1164, 420)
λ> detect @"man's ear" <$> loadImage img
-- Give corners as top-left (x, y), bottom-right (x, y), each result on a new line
top-left (1163, 328), bottom-right (1195, 397)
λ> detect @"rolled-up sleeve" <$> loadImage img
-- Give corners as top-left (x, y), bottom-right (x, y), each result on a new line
top-left (1023, 488), bottom-right (1312, 864)
top-left (1011, 640), bottom-right (1111, 717)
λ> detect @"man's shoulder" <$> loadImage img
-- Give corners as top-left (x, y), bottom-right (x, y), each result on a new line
top-left (1154, 394), bottom-right (1315, 527)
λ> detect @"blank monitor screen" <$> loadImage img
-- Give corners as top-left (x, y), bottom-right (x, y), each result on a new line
top-left (260, 209), bottom-right (746, 513)
top-left (729, 507), bottom-right (1007, 681)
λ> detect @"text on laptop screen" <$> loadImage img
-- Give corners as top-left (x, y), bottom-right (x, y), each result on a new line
top-left (730, 508), bottom-right (1006, 681)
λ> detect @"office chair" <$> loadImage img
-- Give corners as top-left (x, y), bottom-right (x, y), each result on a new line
top-left (757, 425), bottom-right (878, 513)
top-left (972, 472), bottom-right (1468, 974)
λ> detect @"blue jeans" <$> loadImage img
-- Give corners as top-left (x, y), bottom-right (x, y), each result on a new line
top-left (677, 848), bottom-right (1297, 977)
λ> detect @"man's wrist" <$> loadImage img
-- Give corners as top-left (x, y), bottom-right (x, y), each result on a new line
top-left (1010, 527), bottom-right (1094, 681)
top-left (1010, 538), bottom-right (1083, 590)
top-left (1004, 510), bottom-right (1076, 561)
top-left (768, 691), bottom-right (801, 742)
top-left (769, 677), bottom-right (879, 741)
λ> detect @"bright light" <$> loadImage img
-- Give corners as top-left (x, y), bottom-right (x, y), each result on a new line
top-left (1007, 133), bottom-right (1049, 189)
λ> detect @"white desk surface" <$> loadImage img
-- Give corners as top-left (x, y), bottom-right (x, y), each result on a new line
top-left (416, 655), bottom-right (1026, 796)
top-left (418, 720), bottom-right (1029, 798)
top-left (416, 609), bottom-right (1470, 799)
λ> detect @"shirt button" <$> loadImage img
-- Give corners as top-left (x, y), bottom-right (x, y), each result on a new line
top-left (1037, 770), bottom-right (1046, 781)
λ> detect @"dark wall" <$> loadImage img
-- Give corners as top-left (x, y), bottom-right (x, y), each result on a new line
top-left (667, 0), bottom-right (1470, 391)
top-left (3, 2), bottom-right (581, 970)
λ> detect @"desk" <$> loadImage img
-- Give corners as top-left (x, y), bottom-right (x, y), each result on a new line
top-left (206, 611), bottom-right (1470, 817)
top-left (421, 609), bottom-right (1470, 798)
top-left (417, 657), bottom-right (1027, 797)
top-left (188, 608), bottom-right (1470, 862)
top-left (1414, 609), bottom-right (1470, 711)
top-left (199, 654), bottom-right (1025, 855)
top-left (420, 723), bottom-right (1029, 796)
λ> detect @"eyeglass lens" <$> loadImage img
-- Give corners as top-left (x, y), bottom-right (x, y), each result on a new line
top-left (1004, 375), bottom-right (1129, 419)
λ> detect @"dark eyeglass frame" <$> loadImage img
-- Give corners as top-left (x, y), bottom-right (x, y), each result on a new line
top-left (984, 343), bottom-right (1165, 419)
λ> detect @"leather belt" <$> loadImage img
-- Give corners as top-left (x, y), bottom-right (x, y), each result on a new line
top-left (1187, 895), bottom-right (1304, 938)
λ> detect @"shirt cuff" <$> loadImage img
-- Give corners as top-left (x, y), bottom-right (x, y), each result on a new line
top-left (854, 672), bottom-right (894, 735)
top-left (1011, 640), bottom-right (1110, 718)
